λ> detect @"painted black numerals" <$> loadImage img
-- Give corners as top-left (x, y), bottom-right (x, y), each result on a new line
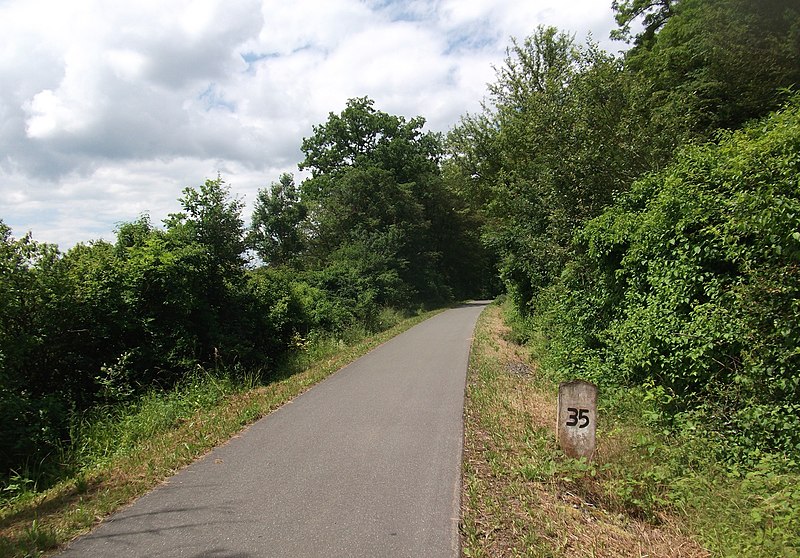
top-left (566, 407), bottom-right (590, 428)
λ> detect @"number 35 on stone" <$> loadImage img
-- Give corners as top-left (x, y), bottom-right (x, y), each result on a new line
top-left (557, 380), bottom-right (597, 459)
top-left (565, 407), bottom-right (590, 428)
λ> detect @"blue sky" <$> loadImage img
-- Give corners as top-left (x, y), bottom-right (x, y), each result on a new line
top-left (0, 0), bottom-right (623, 249)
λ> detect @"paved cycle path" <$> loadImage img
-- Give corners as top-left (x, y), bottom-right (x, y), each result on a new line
top-left (60, 302), bottom-right (488, 557)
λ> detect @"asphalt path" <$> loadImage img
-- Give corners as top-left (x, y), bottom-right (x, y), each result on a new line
top-left (59, 302), bottom-right (488, 558)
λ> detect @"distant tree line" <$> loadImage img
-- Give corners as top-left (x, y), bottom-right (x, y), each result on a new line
top-left (0, 100), bottom-right (494, 480)
top-left (445, 0), bottom-right (800, 463)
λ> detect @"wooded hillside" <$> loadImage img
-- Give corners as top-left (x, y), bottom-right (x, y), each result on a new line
top-left (446, 0), bottom-right (800, 467)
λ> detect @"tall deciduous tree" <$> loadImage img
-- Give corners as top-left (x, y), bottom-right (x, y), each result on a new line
top-left (622, 0), bottom-right (800, 140)
top-left (297, 97), bottom-right (481, 302)
top-left (162, 177), bottom-right (250, 364)
top-left (611, 0), bottom-right (676, 45)
top-left (449, 27), bottom-right (650, 309)
top-left (250, 173), bottom-right (307, 266)
top-left (166, 176), bottom-right (247, 282)
top-left (299, 96), bottom-right (441, 189)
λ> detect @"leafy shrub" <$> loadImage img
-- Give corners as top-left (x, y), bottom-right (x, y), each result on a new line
top-left (541, 95), bottom-right (800, 460)
top-left (0, 390), bottom-right (69, 480)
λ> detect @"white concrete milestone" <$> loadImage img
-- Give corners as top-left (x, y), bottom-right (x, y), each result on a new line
top-left (557, 379), bottom-right (598, 459)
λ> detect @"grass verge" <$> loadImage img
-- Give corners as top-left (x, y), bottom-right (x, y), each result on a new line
top-left (0, 307), bottom-right (444, 558)
top-left (460, 302), bottom-right (709, 557)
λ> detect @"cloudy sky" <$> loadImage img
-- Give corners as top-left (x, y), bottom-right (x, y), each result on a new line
top-left (1, 0), bottom-right (623, 249)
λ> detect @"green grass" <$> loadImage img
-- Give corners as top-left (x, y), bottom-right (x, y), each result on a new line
top-left (0, 306), bottom-right (444, 558)
top-left (669, 452), bottom-right (800, 557)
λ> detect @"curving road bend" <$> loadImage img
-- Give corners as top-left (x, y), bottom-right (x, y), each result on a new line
top-left (59, 302), bottom-right (488, 558)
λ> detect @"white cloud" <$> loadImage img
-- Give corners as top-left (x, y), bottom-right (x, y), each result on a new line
top-left (0, 0), bottom-right (623, 249)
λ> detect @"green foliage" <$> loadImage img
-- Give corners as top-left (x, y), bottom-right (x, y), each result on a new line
top-left (0, 178), bottom-right (306, 485)
top-left (449, 6), bottom-right (800, 552)
top-left (449, 26), bottom-right (652, 311)
top-left (298, 96), bottom-right (488, 303)
top-left (299, 96), bottom-right (441, 186)
top-left (249, 173), bottom-right (307, 266)
top-left (611, 0), bottom-right (675, 45)
top-left (448, 4), bottom-right (800, 467)
top-left (447, 13), bottom-right (800, 551)
top-left (242, 266), bottom-right (306, 360)
top-left (166, 176), bottom-right (247, 280)
top-left (687, 458), bottom-right (800, 556)
top-left (539, 98), bottom-right (800, 462)
top-left (454, 3), bottom-right (800, 317)
top-left (625, 0), bottom-right (800, 140)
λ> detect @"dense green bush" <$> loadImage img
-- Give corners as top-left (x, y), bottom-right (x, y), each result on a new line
top-left (0, 225), bottom-right (74, 476)
top-left (2, 180), bottom-right (305, 481)
top-left (540, 97), bottom-right (800, 460)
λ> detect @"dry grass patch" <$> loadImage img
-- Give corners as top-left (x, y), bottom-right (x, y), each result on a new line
top-left (461, 303), bottom-right (708, 558)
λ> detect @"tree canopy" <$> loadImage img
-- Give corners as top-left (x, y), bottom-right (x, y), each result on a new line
top-left (250, 173), bottom-right (307, 267)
